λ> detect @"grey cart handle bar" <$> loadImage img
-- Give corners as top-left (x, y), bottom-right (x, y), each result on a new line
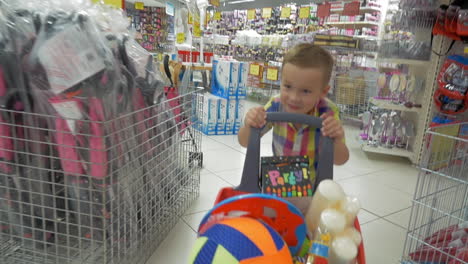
top-left (236, 112), bottom-right (334, 193)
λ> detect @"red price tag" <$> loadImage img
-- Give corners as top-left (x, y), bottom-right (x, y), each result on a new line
top-left (317, 2), bottom-right (331, 18)
top-left (343, 1), bottom-right (361, 16)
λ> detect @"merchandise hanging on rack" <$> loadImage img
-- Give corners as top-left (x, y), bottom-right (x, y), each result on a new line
top-left (0, 0), bottom-right (202, 263)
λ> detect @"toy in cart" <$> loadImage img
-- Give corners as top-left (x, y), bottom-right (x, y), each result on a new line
top-left (188, 113), bottom-right (366, 264)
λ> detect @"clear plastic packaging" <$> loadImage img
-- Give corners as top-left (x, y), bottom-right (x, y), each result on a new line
top-left (306, 179), bottom-right (346, 235)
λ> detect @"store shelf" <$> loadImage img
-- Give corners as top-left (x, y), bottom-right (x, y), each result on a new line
top-left (330, 6), bottom-right (381, 14)
top-left (369, 98), bottom-right (421, 113)
top-left (324, 21), bottom-right (379, 28)
top-left (361, 144), bottom-right (415, 159)
top-left (182, 62), bottom-right (213, 71)
top-left (378, 58), bottom-right (430, 66)
top-left (352, 35), bottom-right (378, 40)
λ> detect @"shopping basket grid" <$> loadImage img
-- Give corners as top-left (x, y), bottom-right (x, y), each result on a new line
top-left (401, 123), bottom-right (468, 263)
top-left (0, 89), bottom-right (203, 264)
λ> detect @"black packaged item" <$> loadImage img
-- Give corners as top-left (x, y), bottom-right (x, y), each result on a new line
top-left (261, 155), bottom-right (313, 198)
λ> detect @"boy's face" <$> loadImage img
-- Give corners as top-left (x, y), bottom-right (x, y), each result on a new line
top-left (280, 63), bottom-right (330, 115)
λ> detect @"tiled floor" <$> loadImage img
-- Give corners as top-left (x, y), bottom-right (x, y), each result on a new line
top-left (147, 102), bottom-right (419, 264)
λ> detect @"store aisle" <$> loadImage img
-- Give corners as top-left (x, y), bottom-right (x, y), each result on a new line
top-left (146, 105), bottom-right (418, 264)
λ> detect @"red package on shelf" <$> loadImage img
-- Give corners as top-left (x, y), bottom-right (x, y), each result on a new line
top-left (448, 247), bottom-right (468, 264)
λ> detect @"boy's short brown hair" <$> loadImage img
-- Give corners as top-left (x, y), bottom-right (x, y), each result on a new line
top-left (282, 44), bottom-right (334, 87)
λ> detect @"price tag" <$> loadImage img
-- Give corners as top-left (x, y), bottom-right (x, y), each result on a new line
top-left (262, 8), bottom-right (272, 19)
top-left (209, 0), bottom-right (220, 7)
top-left (91, 0), bottom-right (124, 9)
top-left (205, 12), bottom-right (211, 25)
top-left (214, 12), bottom-right (221, 21)
top-left (250, 64), bottom-right (260, 76)
top-left (188, 13), bottom-right (193, 24)
top-left (464, 46), bottom-right (468, 54)
top-left (299, 7), bottom-right (310, 19)
top-left (281, 7), bottom-right (291, 18)
top-left (134, 2), bottom-right (144, 10)
top-left (343, 1), bottom-right (360, 16)
top-left (176, 33), bottom-right (185, 44)
top-left (267, 67), bottom-right (278, 81)
top-left (194, 23), bottom-right (202, 37)
top-left (317, 2), bottom-right (331, 18)
top-left (247, 9), bottom-right (256, 20)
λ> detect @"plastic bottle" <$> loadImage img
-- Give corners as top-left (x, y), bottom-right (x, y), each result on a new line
top-left (307, 209), bottom-right (346, 264)
top-left (329, 236), bottom-right (358, 264)
top-left (339, 196), bottom-right (361, 228)
top-left (306, 180), bottom-right (346, 235)
top-left (339, 227), bottom-right (362, 247)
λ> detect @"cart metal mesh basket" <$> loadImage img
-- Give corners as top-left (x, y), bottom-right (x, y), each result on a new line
top-left (0, 89), bottom-right (203, 264)
top-left (401, 122), bottom-right (468, 264)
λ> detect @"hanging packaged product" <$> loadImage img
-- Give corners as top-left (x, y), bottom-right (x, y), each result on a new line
top-left (434, 55), bottom-right (468, 115)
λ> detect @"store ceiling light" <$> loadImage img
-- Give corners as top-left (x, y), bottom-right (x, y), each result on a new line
top-left (228, 0), bottom-right (255, 4)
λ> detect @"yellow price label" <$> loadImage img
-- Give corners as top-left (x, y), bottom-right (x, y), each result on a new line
top-left (247, 9), bottom-right (256, 20)
top-left (262, 8), bottom-right (272, 18)
top-left (209, 0), bottom-right (220, 7)
top-left (267, 68), bottom-right (278, 81)
top-left (250, 64), bottom-right (260, 76)
top-left (214, 12), bottom-right (221, 21)
top-left (464, 46), bottom-right (468, 54)
top-left (299, 7), bottom-right (310, 19)
top-left (91, 0), bottom-right (123, 9)
top-left (206, 12), bottom-right (211, 25)
top-left (134, 2), bottom-right (144, 10)
top-left (281, 7), bottom-right (291, 18)
top-left (194, 23), bottom-right (202, 37)
top-left (188, 13), bottom-right (193, 24)
top-left (176, 33), bottom-right (185, 44)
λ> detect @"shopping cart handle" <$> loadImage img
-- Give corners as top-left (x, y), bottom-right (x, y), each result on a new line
top-left (236, 112), bottom-right (334, 193)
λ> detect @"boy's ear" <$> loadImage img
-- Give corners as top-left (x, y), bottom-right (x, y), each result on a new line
top-left (321, 85), bottom-right (331, 97)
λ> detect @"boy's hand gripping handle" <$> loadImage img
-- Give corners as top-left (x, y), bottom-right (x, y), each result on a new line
top-left (236, 112), bottom-right (334, 193)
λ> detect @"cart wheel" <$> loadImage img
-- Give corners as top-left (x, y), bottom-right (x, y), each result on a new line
top-left (189, 152), bottom-right (203, 168)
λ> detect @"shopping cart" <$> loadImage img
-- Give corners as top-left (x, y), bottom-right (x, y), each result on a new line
top-left (211, 112), bottom-right (366, 263)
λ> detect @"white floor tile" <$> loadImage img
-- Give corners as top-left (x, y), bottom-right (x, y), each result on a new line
top-left (339, 176), bottom-right (413, 217)
top-left (358, 209), bottom-right (380, 224)
top-left (362, 166), bottom-right (419, 195)
top-left (183, 211), bottom-right (208, 232)
top-left (201, 136), bottom-right (229, 152)
top-left (186, 171), bottom-right (231, 214)
top-left (145, 220), bottom-right (197, 264)
top-left (385, 207), bottom-right (412, 229)
top-left (361, 219), bottom-right (407, 264)
top-left (212, 168), bottom-right (243, 187)
top-left (203, 147), bottom-right (246, 173)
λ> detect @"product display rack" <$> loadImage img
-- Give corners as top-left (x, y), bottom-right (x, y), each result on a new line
top-left (359, 0), bottom-right (449, 164)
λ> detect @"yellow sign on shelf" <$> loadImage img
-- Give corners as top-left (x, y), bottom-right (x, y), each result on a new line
top-left (209, 0), bottom-right (220, 7)
top-left (262, 8), bottom-right (272, 18)
top-left (247, 9), bottom-right (256, 20)
top-left (267, 67), bottom-right (278, 81)
top-left (176, 33), bottom-right (185, 44)
top-left (299, 7), bottom-right (310, 19)
top-left (465, 46), bottom-right (468, 54)
top-left (250, 64), bottom-right (260, 76)
top-left (281, 7), bottom-right (291, 18)
top-left (214, 12), bottom-right (221, 21)
top-left (188, 13), bottom-right (193, 24)
top-left (134, 2), bottom-right (144, 10)
top-left (91, 0), bottom-right (123, 9)
top-left (194, 22), bottom-right (202, 37)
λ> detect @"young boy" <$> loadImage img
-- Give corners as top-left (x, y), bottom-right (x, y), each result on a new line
top-left (238, 44), bottom-right (349, 188)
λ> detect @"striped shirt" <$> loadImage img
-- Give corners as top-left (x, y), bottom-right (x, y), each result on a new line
top-left (262, 96), bottom-right (341, 184)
